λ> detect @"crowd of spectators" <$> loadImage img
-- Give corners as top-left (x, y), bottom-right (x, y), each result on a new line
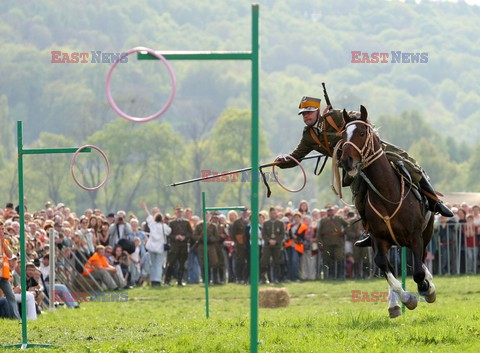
top-left (1, 199), bottom-right (478, 320)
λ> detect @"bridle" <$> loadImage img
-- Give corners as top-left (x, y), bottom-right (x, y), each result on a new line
top-left (339, 119), bottom-right (412, 247)
top-left (342, 120), bottom-right (384, 170)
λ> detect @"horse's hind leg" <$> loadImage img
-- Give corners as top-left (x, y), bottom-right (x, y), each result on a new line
top-left (411, 231), bottom-right (436, 303)
top-left (421, 263), bottom-right (436, 303)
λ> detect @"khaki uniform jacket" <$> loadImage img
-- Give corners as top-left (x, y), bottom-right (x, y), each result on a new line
top-left (169, 218), bottom-right (193, 246)
top-left (232, 218), bottom-right (249, 247)
top-left (261, 220), bottom-right (285, 248)
top-left (317, 216), bottom-right (348, 239)
top-left (193, 222), bottom-right (220, 245)
top-left (280, 109), bottom-right (422, 180)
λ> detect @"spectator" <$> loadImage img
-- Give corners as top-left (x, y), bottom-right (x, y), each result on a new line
top-left (26, 263), bottom-right (45, 311)
top-left (437, 216), bottom-right (456, 274)
top-left (260, 207), bottom-right (284, 284)
top-left (79, 216), bottom-right (96, 256)
top-left (300, 215), bottom-right (317, 280)
top-left (464, 215), bottom-right (478, 274)
top-left (165, 206), bottom-right (192, 286)
top-left (285, 212), bottom-right (306, 281)
top-left (113, 245), bottom-right (130, 286)
top-left (232, 208), bottom-right (250, 284)
top-left (141, 201), bottom-right (171, 286)
top-left (108, 211), bottom-right (133, 247)
top-left (318, 206), bottom-right (348, 279)
top-left (129, 237), bottom-right (142, 285)
top-left (458, 209), bottom-right (467, 273)
top-left (106, 213), bottom-right (115, 226)
top-left (297, 200), bottom-right (310, 216)
top-left (97, 220), bottom-right (110, 246)
top-left (0, 224), bottom-right (20, 319)
top-left (129, 218), bottom-right (148, 255)
top-left (83, 245), bottom-right (125, 290)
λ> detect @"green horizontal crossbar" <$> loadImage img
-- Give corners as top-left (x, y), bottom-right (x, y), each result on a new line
top-left (205, 206), bottom-right (246, 211)
top-left (137, 51), bottom-right (252, 61)
top-left (22, 147), bottom-right (91, 155)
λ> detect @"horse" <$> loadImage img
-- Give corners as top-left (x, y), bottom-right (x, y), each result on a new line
top-left (339, 106), bottom-right (436, 319)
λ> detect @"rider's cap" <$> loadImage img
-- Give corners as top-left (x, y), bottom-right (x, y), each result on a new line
top-left (298, 96), bottom-right (321, 115)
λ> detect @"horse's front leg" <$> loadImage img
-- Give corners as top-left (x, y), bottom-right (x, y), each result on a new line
top-left (388, 284), bottom-right (401, 318)
top-left (373, 239), bottom-right (418, 314)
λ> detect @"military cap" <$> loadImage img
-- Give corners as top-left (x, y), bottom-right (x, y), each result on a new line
top-left (298, 96), bottom-right (321, 115)
top-left (174, 206), bottom-right (184, 212)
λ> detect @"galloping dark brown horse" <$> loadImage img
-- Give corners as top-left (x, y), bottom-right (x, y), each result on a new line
top-left (340, 106), bottom-right (436, 319)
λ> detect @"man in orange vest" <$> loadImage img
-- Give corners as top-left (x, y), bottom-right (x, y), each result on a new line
top-left (83, 245), bottom-right (123, 290)
top-left (0, 224), bottom-right (20, 319)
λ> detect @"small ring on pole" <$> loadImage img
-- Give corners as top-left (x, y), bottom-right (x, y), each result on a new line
top-left (71, 145), bottom-right (110, 191)
top-left (272, 154), bottom-right (307, 193)
top-left (105, 46), bottom-right (177, 123)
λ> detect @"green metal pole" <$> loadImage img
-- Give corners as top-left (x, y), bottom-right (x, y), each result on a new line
top-left (202, 192), bottom-right (209, 319)
top-left (401, 246), bottom-right (406, 314)
top-left (17, 121), bottom-right (28, 346)
top-left (250, 4), bottom-right (259, 353)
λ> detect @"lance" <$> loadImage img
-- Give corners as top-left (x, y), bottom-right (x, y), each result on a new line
top-left (169, 154), bottom-right (326, 187)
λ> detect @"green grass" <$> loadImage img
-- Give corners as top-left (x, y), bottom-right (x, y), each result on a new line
top-left (1, 276), bottom-right (480, 352)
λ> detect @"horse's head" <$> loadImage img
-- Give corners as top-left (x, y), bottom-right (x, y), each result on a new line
top-left (341, 105), bottom-right (379, 177)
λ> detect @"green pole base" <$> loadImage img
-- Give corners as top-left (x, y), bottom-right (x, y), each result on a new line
top-left (2, 343), bottom-right (55, 349)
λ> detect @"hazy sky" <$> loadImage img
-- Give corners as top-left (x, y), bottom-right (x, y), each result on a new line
top-left (418, 0), bottom-right (480, 5)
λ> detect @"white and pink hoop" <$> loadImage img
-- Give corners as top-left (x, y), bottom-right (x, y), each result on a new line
top-left (71, 145), bottom-right (110, 191)
top-left (272, 154), bottom-right (307, 193)
top-left (105, 47), bottom-right (176, 123)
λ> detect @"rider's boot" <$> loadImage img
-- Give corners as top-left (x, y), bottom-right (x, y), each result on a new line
top-left (354, 233), bottom-right (372, 248)
top-left (419, 176), bottom-right (454, 217)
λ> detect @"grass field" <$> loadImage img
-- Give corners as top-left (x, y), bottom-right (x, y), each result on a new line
top-left (1, 276), bottom-right (479, 352)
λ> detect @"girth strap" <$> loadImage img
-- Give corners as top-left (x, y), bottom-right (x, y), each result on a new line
top-left (366, 176), bottom-right (405, 247)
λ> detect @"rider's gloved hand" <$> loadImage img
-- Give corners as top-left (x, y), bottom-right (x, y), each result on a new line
top-left (274, 154), bottom-right (291, 169)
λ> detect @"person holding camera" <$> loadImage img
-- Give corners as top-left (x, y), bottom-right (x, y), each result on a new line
top-left (108, 211), bottom-right (133, 247)
top-left (141, 201), bottom-right (171, 286)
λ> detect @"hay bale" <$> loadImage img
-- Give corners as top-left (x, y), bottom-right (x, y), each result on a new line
top-left (259, 287), bottom-right (290, 308)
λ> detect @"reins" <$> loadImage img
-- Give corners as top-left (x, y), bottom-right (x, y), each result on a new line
top-left (331, 119), bottom-right (413, 246)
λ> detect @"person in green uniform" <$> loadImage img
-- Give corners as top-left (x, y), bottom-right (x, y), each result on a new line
top-left (260, 207), bottom-right (285, 283)
top-left (317, 206), bottom-right (348, 279)
top-left (215, 215), bottom-right (228, 285)
top-left (165, 206), bottom-right (193, 286)
top-left (275, 96), bottom-right (453, 248)
top-left (232, 208), bottom-right (250, 284)
top-left (193, 212), bottom-right (220, 284)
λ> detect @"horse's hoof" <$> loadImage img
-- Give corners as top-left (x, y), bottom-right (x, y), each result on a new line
top-left (420, 282), bottom-right (436, 303)
top-left (424, 290), bottom-right (436, 303)
top-left (388, 305), bottom-right (401, 319)
top-left (402, 292), bottom-right (418, 310)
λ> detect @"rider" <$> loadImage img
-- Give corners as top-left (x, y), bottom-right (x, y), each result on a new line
top-left (275, 96), bottom-right (453, 247)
